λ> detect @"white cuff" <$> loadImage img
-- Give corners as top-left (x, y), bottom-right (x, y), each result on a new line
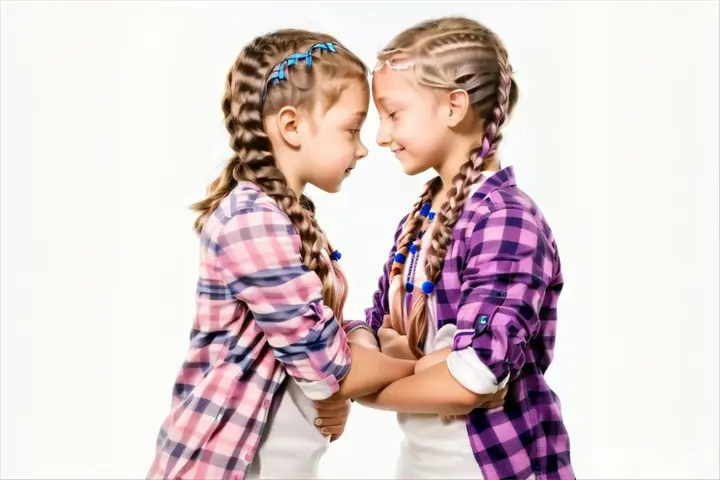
top-left (446, 347), bottom-right (509, 395)
top-left (291, 375), bottom-right (340, 401)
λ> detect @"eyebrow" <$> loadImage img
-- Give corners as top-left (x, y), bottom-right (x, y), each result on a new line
top-left (348, 111), bottom-right (367, 121)
top-left (374, 95), bottom-right (401, 110)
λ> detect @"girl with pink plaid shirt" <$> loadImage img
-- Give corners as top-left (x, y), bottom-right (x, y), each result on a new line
top-left (147, 29), bottom-right (425, 480)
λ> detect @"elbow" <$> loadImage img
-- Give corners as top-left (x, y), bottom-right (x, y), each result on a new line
top-left (447, 390), bottom-right (485, 415)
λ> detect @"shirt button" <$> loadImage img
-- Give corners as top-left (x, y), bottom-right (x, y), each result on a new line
top-left (262, 399), bottom-right (270, 408)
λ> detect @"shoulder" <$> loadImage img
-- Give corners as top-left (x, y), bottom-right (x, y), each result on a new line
top-left (202, 182), bottom-right (295, 249)
top-left (459, 173), bottom-right (555, 246)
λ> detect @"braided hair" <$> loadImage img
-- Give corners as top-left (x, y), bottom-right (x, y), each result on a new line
top-left (381, 18), bottom-right (519, 357)
top-left (191, 29), bottom-right (368, 320)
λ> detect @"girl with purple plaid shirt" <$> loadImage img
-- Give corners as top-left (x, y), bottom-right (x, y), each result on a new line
top-left (358, 17), bottom-right (575, 480)
top-left (147, 29), bottom-right (428, 480)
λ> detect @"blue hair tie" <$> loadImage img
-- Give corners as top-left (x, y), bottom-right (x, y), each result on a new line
top-left (420, 203), bottom-right (431, 218)
top-left (330, 249), bottom-right (342, 261)
top-left (262, 42), bottom-right (338, 104)
top-left (420, 281), bottom-right (435, 295)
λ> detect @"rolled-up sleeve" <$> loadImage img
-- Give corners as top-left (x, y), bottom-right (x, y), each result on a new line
top-left (450, 206), bottom-right (555, 389)
top-left (218, 205), bottom-right (350, 400)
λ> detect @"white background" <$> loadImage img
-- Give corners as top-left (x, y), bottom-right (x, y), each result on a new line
top-left (1, 1), bottom-right (718, 478)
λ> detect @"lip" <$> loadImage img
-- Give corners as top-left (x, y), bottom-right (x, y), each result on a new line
top-left (392, 148), bottom-right (405, 154)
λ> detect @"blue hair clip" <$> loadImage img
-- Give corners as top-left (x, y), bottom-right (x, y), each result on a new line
top-left (330, 249), bottom-right (342, 261)
top-left (262, 42), bottom-right (338, 104)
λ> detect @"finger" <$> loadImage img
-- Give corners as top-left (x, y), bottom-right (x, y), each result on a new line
top-left (483, 401), bottom-right (504, 409)
top-left (314, 416), bottom-right (346, 428)
top-left (330, 433), bottom-right (342, 443)
top-left (313, 400), bottom-right (350, 410)
top-left (319, 425), bottom-right (345, 437)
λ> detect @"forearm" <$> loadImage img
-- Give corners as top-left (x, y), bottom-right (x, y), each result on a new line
top-left (414, 346), bottom-right (451, 373)
top-left (335, 343), bottom-right (416, 400)
top-left (357, 362), bottom-right (492, 415)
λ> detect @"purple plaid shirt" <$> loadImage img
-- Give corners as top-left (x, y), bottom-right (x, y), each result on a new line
top-left (365, 167), bottom-right (574, 480)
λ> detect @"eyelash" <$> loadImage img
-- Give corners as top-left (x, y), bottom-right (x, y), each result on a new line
top-left (388, 111), bottom-right (398, 120)
top-left (348, 129), bottom-right (360, 137)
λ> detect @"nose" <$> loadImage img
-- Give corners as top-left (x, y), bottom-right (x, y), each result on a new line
top-left (356, 140), bottom-right (368, 161)
top-left (376, 120), bottom-right (392, 148)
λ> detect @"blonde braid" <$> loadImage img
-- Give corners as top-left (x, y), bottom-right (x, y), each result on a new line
top-left (387, 177), bottom-right (441, 333)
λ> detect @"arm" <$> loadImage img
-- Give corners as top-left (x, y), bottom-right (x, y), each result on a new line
top-left (415, 346), bottom-right (451, 373)
top-left (363, 216), bottom-right (418, 360)
top-left (363, 215), bottom-right (407, 333)
top-left (356, 362), bottom-right (501, 415)
top-left (378, 316), bottom-right (417, 360)
top-left (219, 205), bottom-right (414, 401)
top-left (447, 206), bottom-right (555, 392)
top-left (359, 206), bottom-right (552, 413)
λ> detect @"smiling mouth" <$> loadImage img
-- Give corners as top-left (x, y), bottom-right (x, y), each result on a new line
top-left (392, 148), bottom-right (405, 154)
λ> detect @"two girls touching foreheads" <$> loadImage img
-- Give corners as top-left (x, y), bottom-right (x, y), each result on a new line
top-left (148, 16), bottom-right (574, 480)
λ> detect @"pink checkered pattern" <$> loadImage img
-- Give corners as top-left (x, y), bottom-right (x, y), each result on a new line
top-left (148, 182), bottom-right (369, 480)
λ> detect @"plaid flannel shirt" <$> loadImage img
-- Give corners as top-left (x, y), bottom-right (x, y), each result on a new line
top-left (365, 167), bottom-right (575, 480)
top-left (148, 182), bottom-right (371, 480)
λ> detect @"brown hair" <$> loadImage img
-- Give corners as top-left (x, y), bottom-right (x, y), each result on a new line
top-left (382, 17), bottom-right (519, 357)
top-left (192, 29), bottom-right (368, 320)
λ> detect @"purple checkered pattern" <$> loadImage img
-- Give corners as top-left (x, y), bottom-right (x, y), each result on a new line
top-left (365, 167), bottom-right (575, 480)
top-left (148, 182), bottom-right (369, 480)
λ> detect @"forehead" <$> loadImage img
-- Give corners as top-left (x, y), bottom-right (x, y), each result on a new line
top-left (330, 80), bottom-right (369, 112)
top-left (371, 68), bottom-right (420, 106)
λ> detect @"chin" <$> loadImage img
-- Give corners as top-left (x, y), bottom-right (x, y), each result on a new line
top-left (314, 182), bottom-right (342, 194)
top-left (401, 161), bottom-right (431, 177)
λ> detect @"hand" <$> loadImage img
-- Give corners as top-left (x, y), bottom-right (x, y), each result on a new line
top-left (313, 398), bottom-right (351, 442)
top-left (479, 385), bottom-right (508, 409)
top-left (378, 326), bottom-right (401, 349)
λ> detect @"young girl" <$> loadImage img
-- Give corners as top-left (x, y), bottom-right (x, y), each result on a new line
top-left (360, 17), bottom-right (575, 480)
top-left (147, 29), bottom-right (417, 480)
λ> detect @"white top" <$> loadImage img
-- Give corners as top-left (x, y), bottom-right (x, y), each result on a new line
top-left (390, 173), bottom-right (507, 480)
top-left (246, 379), bottom-right (329, 480)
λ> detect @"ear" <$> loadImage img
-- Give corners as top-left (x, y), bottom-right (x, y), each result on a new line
top-left (445, 89), bottom-right (470, 128)
top-left (275, 106), bottom-right (302, 148)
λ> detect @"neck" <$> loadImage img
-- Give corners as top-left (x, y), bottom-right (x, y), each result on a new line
top-left (274, 151), bottom-right (306, 199)
top-left (286, 176), bottom-right (306, 199)
top-left (434, 149), bottom-right (499, 199)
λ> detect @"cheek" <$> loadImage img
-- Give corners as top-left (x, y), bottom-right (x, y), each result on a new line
top-left (398, 116), bottom-right (436, 150)
top-left (312, 134), bottom-right (352, 171)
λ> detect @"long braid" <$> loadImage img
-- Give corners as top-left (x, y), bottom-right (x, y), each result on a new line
top-left (380, 18), bottom-right (518, 358)
top-left (192, 30), bottom-right (366, 317)
top-left (387, 176), bottom-right (441, 333)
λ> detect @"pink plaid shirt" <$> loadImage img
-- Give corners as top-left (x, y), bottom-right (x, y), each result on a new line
top-left (148, 182), bottom-right (371, 480)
